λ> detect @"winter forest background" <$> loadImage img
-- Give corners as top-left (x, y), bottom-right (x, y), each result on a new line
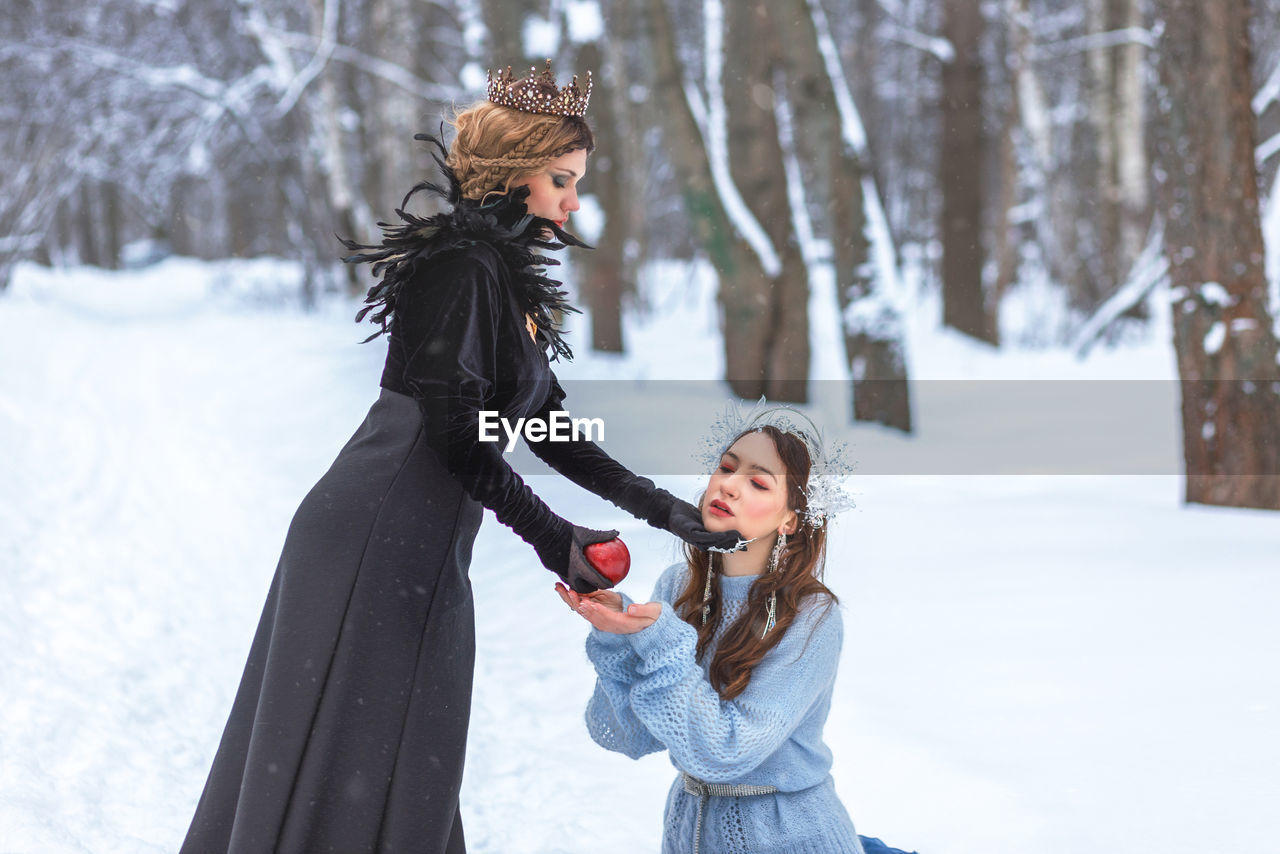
top-left (2, 1), bottom-right (1280, 853)
top-left (4, 0), bottom-right (1280, 505)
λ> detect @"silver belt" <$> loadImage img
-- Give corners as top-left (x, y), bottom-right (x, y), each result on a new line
top-left (681, 772), bottom-right (779, 854)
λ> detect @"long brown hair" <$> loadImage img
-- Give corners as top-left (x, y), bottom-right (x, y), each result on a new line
top-left (445, 100), bottom-right (595, 201)
top-left (671, 425), bottom-right (836, 700)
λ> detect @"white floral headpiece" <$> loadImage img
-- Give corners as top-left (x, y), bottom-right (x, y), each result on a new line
top-left (694, 399), bottom-right (856, 529)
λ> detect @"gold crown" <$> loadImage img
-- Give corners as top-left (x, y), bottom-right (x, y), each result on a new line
top-left (486, 60), bottom-right (592, 118)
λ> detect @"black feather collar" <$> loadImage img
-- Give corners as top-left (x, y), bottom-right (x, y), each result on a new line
top-left (340, 133), bottom-right (587, 361)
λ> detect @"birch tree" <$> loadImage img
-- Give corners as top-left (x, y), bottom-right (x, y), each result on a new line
top-left (784, 0), bottom-right (912, 430)
top-left (724, 0), bottom-right (809, 401)
top-left (1085, 0), bottom-right (1149, 303)
top-left (644, 0), bottom-right (792, 400)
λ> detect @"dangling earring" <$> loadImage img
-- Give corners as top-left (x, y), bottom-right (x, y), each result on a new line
top-left (701, 552), bottom-right (715, 627)
top-left (766, 531), bottom-right (787, 573)
top-left (762, 532), bottom-right (786, 638)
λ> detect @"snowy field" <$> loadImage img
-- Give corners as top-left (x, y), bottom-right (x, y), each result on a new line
top-left (1, 257), bottom-right (1277, 854)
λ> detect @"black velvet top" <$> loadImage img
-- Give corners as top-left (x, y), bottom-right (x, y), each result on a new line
top-left (380, 240), bottom-right (567, 549)
top-left (380, 242), bottom-right (555, 429)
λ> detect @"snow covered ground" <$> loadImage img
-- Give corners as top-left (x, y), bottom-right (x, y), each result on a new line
top-left (1, 257), bottom-right (1277, 854)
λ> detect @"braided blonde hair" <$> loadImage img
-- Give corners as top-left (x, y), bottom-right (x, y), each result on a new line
top-left (446, 100), bottom-right (595, 202)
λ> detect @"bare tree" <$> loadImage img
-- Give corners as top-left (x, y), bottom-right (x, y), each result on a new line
top-left (481, 0), bottom-right (540, 70)
top-left (644, 0), bottom-right (790, 400)
top-left (1154, 0), bottom-right (1280, 510)
top-left (784, 0), bottom-right (912, 431)
top-left (566, 8), bottom-right (630, 353)
top-left (1075, 0), bottom-right (1152, 318)
top-left (724, 0), bottom-right (809, 401)
top-left (939, 0), bottom-right (992, 342)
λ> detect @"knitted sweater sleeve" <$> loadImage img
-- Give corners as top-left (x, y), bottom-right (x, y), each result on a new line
top-left (622, 592), bottom-right (842, 783)
top-left (583, 572), bottom-right (677, 760)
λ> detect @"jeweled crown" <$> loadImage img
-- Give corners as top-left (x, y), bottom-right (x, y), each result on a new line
top-left (487, 59), bottom-right (592, 118)
top-left (695, 400), bottom-right (857, 530)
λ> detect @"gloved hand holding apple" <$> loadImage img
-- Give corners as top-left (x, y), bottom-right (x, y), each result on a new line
top-left (584, 536), bottom-right (630, 585)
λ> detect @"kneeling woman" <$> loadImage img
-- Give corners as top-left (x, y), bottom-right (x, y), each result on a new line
top-left (558, 410), bottom-right (915, 854)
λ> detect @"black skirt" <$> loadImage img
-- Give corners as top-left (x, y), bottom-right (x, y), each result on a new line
top-left (183, 389), bottom-right (482, 853)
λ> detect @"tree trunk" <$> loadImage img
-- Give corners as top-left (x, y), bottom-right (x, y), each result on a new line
top-left (482, 0), bottom-right (549, 71)
top-left (1155, 0), bottom-right (1280, 510)
top-left (1086, 0), bottom-right (1119, 306)
top-left (1114, 0), bottom-right (1148, 286)
top-left (314, 0), bottom-right (365, 293)
top-left (608, 0), bottom-right (652, 287)
top-left (1006, 0), bottom-right (1073, 333)
top-left (369, 0), bottom-right (418, 204)
top-left (991, 0), bottom-right (1028, 348)
top-left (1086, 0), bottom-right (1149, 314)
top-left (646, 0), bottom-right (775, 400)
top-left (572, 38), bottom-right (626, 353)
top-left (77, 181), bottom-right (99, 268)
top-left (783, 0), bottom-right (911, 431)
top-left (102, 181), bottom-right (121, 268)
top-left (227, 165), bottom-right (261, 258)
top-left (726, 1), bottom-right (808, 402)
top-left (939, 0), bottom-right (991, 342)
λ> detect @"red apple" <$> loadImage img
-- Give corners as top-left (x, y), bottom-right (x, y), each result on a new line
top-left (584, 537), bottom-right (630, 585)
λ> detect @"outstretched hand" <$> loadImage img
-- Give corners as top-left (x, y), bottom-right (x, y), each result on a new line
top-left (554, 582), bottom-right (661, 634)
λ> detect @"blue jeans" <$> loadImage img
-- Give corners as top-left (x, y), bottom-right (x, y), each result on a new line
top-left (860, 836), bottom-right (919, 854)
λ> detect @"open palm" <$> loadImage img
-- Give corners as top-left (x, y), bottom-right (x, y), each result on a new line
top-left (554, 583), bottom-right (661, 634)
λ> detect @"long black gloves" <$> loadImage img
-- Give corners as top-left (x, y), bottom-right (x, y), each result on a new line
top-left (527, 384), bottom-right (745, 553)
top-left (662, 496), bottom-right (746, 553)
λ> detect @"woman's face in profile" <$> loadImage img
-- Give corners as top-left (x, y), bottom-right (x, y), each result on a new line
top-left (702, 431), bottom-right (796, 541)
top-left (517, 148), bottom-right (588, 227)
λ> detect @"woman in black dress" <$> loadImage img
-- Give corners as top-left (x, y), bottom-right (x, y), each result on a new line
top-left (181, 63), bottom-right (741, 854)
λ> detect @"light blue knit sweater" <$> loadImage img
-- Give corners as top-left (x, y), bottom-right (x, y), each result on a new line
top-left (584, 562), bottom-right (866, 854)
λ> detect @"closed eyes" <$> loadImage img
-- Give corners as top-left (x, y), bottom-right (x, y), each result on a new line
top-left (717, 462), bottom-right (769, 490)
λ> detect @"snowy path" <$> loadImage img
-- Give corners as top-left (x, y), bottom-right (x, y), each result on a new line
top-left (1, 261), bottom-right (1277, 854)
